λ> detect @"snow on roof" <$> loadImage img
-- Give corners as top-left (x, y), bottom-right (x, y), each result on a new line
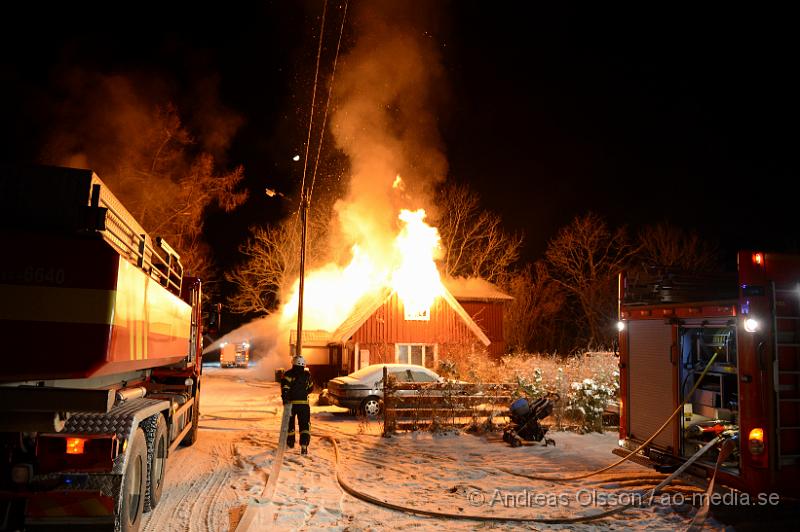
top-left (289, 329), bottom-right (333, 346)
top-left (442, 276), bottom-right (513, 301)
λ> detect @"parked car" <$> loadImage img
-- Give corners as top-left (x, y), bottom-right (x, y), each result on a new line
top-left (325, 363), bottom-right (445, 417)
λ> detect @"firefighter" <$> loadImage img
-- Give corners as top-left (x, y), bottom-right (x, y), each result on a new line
top-left (281, 355), bottom-right (314, 455)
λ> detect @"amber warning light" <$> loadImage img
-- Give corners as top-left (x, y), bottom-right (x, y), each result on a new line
top-left (66, 437), bottom-right (87, 455)
top-left (752, 252), bottom-right (763, 266)
top-left (748, 427), bottom-right (765, 454)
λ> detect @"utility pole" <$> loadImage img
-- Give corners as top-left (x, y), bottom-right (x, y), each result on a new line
top-left (295, 188), bottom-right (310, 358)
top-left (248, 188), bottom-right (310, 525)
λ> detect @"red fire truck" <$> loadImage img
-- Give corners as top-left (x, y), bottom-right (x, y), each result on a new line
top-left (617, 251), bottom-right (800, 497)
top-left (0, 165), bottom-right (204, 530)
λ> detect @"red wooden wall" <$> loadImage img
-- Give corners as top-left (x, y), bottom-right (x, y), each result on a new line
top-left (459, 301), bottom-right (506, 359)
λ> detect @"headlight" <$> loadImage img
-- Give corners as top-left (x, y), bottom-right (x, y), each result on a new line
top-left (616, 321), bottom-right (626, 332)
top-left (743, 317), bottom-right (759, 333)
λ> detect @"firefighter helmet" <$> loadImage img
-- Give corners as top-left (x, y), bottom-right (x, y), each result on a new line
top-left (293, 355), bottom-right (306, 367)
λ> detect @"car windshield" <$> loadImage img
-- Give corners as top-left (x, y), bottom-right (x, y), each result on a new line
top-left (348, 366), bottom-right (381, 380)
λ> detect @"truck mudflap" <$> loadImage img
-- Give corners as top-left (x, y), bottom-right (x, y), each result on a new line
top-left (0, 489), bottom-right (116, 531)
top-left (25, 491), bottom-right (115, 528)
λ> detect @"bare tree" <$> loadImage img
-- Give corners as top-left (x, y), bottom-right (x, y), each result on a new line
top-left (502, 261), bottom-right (566, 353)
top-left (47, 103), bottom-right (247, 282)
top-left (226, 205), bottom-right (331, 315)
top-left (433, 183), bottom-right (523, 283)
top-left (545, 212), bottom-right (638, 347)
top-left (109, 106), bottom-right (248, 280)
top-left (225, 223), bottom-right (300, 315)
top-left (636, 222), bottom-right (719, 272)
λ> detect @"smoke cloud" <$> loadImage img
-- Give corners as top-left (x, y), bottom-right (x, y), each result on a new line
top-left (40, 69), bottom-right (243, 176)
top-left (330, 0), bottom-right (448, 260)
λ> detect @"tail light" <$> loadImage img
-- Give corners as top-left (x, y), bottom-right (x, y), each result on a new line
top-left (66, 437), bottom-right (87, 455)
top-left (36, 434), bottom-right (119, 473)
top-left (749, 427), bottom-right (765, 454)
top-left (752, 252), bottom-right (764, 266)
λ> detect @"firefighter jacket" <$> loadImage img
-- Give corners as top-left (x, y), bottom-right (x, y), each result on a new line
top-left (281, 365), bottom-right (313, 404)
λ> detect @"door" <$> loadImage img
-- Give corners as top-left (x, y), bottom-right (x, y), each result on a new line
top-left (627, 320), bottom-right (676, 450)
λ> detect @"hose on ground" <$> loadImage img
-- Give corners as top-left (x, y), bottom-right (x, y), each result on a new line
top-left (500, 352), bottom-right (720, 482)
top-left (320, 433), bottom-right (725, 525)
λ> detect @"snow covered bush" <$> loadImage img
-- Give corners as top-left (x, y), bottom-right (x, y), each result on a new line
top-left (566, 372), bottom-right (619, 433)
top-left (514, 367), bottom-right (547, 399)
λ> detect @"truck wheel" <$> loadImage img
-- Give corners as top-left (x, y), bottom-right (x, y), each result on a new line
top-left (144, 414), bottom-right (168, 512)
top-left (120, 428), bottom-right (146, 532)
top-left (181, 396), bottom-right (200, 447)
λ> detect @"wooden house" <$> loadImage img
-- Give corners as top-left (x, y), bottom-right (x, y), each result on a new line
top-left (290, 283), bottom-right (494, 385)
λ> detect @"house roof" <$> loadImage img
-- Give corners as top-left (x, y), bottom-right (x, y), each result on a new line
top-left (442, 277), bottom-right (514, 302)
top-left (289, 329), bottom-right (333, 346)
top-left (330, 286), bottom-right (395, 343)
top-left (439, 289), bottom-right (492, 346)
top-left (330, 284), bottom-right (491, 346)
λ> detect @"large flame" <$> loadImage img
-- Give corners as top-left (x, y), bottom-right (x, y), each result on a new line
top-left (391, 209), bottom-right (443, 317)
top-left (280, 244), bottom-right (383, 332)
top-left (281, 206), bottom-right (444, 332)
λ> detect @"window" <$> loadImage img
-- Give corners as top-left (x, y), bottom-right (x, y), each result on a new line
top-left (410, 370), bottom-right (437, 382)
top-left (395, 344), bottom-right (437, 368)
top-left (349, 366), bottom-right (381, 380)
top-left (389, 369), bottom-right (413, 382)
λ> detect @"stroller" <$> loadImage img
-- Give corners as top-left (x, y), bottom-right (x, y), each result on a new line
top-left (503, 396), bottom-right (557, 447)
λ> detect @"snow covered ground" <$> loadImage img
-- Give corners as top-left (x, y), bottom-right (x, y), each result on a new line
top-left (142, 363), bottom-right (731, 531)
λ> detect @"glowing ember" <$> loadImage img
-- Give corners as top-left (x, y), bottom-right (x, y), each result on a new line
top-left (392, 174), bottom-right (404, 190)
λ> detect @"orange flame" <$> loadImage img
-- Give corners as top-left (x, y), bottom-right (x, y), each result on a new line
top-left (281, 206), bottom-right (443, 332)
top-left (281, 244), bottom-right (383, 331)
top-left (391, 209), bottom-right (443, 317)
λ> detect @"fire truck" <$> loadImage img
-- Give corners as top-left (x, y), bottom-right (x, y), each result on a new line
top-left (219, 341), bottom-right (250, 368)
top-left (617, 251), bottom-right (800, 497)
top-left (0, 165), bottom-right (204, 530)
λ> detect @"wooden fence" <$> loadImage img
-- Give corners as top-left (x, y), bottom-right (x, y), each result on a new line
top-left (381, 367), bottom-right (515, 434)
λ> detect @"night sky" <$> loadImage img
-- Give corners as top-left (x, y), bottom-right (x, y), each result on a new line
top-left (2, 2), bottom-right (799, 281)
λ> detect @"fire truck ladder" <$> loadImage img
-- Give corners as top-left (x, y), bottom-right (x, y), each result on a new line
top-left (771, 281), bottom-right (800, 468)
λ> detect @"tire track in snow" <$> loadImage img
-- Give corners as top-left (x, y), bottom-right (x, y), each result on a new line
top-left (182, 440), bottom-right (234, 532)
top-left (142, 435), bottom-right (239, 532)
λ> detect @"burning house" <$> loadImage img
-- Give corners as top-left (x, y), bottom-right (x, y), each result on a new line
top-left (290, 283), bottom-right (492, 386)
top-left (280, 201), bottom-right (512, 386)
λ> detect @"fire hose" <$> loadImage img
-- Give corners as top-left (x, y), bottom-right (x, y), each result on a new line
top-left (318, 430), bottom-right (732, 525)
top-left (500, 351), bottom-right (721, 482)
top-left (235, 404), bottom-right (292, 531)
top-left (228, 423), bottom-right (727, 528)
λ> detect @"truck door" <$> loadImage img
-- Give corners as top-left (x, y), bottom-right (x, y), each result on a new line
top-left (627, 319), bottom-right (676, 450)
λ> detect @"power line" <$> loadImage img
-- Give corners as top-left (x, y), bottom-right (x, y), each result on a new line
top-left (298, 0), bottom-right (329, 208)
top-left (308, 0), bottom-right (349, 203)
